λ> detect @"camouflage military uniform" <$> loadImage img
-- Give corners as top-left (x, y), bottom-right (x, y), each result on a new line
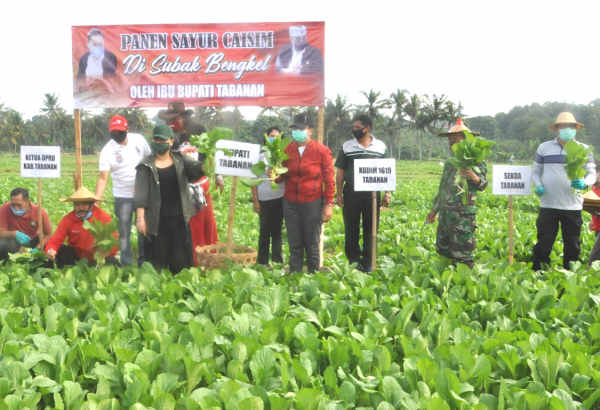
top-left (431, 160), bottom-right (488, 265)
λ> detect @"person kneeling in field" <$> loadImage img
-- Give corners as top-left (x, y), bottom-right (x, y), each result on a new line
top-left (45, 186), bottom-right (118, 268)
top-left (426, 119), bottom-right (488, 268)
top-left (0, 187), bottom-right (53, 261)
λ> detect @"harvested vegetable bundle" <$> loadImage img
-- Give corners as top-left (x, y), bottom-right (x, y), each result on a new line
top-left (448, 130), bottom-right (495, 204)
top-left (83, 218), bottom-right (118, 265)
top-left (564, 140), bottom-right (593, 180)
top-left (190, 127), bottom-right (234, 177)
top-left (242, 135), bottom-right (291, 190)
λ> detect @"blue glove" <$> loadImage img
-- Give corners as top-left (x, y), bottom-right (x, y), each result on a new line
top-left (535, 186), bottom-right (545, 197)
top-left (571, 179), bottom-right (586, 190)
top-left (15, 231), bottom-right (31, 245)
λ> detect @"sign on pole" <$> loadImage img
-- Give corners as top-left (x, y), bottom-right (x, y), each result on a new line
top-left (492, 164), bottom-right (532, 264)
top-left (20, 146), bottom-right (61, 178)
top-left (492, 165), bottom-right (532, 195)
top-left (214, 140), bottom-right (260, 177)
top-left (353, 158), bottom-right (397, 192)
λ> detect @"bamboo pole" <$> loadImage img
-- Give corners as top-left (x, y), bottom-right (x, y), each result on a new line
top-left (317, 106), bottom-right (325, 268)
top-left (508, 195), bottom-right (514, 265)
top-left (74, 109), bottom-right (83, 189)
top-left (371, 191), bottom-right (377, 270)
top-left (226, 176), bottom-right (238, 258)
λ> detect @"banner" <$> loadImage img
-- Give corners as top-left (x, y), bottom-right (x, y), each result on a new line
top-left (215, 140), bottom-right (260, 177)
top-left (353, 158), bottom-right (397, 192)
top-left (492, 165), bottom-right (532, 195)
top-left (21, 146), bottom-right (61, 178)
top-left (72, 22), bottom-right (324, 108)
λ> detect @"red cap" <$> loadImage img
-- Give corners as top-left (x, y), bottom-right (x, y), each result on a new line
top-left (109, 115), bottom-right (128, 131)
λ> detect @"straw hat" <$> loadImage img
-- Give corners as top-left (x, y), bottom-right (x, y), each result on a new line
top-left (438, 118), bottom-right (480, 137)
top-left (158, 101), bottom-right (193, 122)
top-left (60, 186), bottom-right (103, 202)
top-left (550, 112), bottom-right (583, 131)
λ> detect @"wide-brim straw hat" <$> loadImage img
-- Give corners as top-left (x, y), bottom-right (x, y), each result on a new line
top-left (438, 118), bottom-right (480, 137)
top-left (60, 186), bottom-right (103, 202)
top-left (550, 112), bottom-right (583, 131)
top-left (158, 101), bottom-right (193, 122)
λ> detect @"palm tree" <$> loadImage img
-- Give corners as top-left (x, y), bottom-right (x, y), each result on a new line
top-left (359, 89), bottom-right (391, 121)
top-left (404, 94), bottom-right (431, 160)
top-left (324, 95), bottom-right (351, 147)
top-left (40, 93), bottom-right (65, 145)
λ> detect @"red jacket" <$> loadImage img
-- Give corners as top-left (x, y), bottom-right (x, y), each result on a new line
top-left (45, 205), bottom-right (117, 262)
top-left (592, 185), bottom-right (600, 231)
top-left (282, 140), bottom-right (335, 204)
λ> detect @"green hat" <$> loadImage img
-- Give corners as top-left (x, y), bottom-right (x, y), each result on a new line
top-left (152, 123), bottom-right (174, 140)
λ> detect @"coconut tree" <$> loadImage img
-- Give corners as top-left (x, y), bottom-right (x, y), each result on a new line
top-left (359, 89), bottom-right (391, 121)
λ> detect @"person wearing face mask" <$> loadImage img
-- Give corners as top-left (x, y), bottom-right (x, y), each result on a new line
top-left (252, 126), bottom-right (286, 265)
top-left (277, 114), bottom-right (335, 273)
top-left (0, 188), bottom-right (52, 261)
top-left (425, 119), bottom-right (488, 268)
top-left (335, 114), bottom-right (390, 272)
top-left (95, 115), bottom-right (151, 266)
top-left (77, 28), bottom-right (117, 79)
top-left (45, 186), bottom-right (118, 268)
top-left (134, 123), bottom-right (205, 274)
top-left (531, 112), bottom-right (596, 271)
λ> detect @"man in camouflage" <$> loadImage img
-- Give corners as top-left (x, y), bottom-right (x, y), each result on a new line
top-left (426, 119), bottom-right (488, 267)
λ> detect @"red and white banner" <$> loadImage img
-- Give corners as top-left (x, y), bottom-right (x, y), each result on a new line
top-left (72, 22), bottom-right (324, 108)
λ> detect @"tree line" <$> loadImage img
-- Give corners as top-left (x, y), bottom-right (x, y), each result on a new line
top-left (1, 92), bottom-right (599, 161)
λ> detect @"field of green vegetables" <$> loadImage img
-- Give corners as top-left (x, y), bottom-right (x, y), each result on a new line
top-left (1, 155), bottom-right (600, 409)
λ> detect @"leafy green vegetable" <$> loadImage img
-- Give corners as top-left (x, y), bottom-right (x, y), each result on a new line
top-left (242, 135), bottom-right (291, 190)
top-left (448, 130), bottom-right (494, 204)
top-left (83, 218), bottom-right (118, 265)
top-left (564, 140), bottom-right (593, 180)
top-left (190, 127), bottom-right (234, 177)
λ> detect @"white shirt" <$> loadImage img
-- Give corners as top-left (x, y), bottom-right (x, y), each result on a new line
top-left (85, 54), bottom-right (104, 78)
top-left (257, 152), bottom-right (285, 201)
top-left (99, 133), bottom-right (151, 198)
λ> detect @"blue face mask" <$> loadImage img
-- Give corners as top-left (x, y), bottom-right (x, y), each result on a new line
top-left (267, 137), bottom-right (275, 143)
top-left (559, 128), bottom-right (576, 141)
top-left (292, 129), bottom-right (307, 143)
top-left (77, 210), bottom-right (92, 221)
top-left (89, 45), bottom-right (104, 58)
top-left (10, 206), bottom-right (26, 217)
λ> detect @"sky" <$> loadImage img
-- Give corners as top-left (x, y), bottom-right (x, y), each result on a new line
top-left (2, 0), bottom-right (599, 120)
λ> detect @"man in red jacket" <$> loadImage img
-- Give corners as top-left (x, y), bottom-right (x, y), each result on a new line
top-left (279, 113), bottom-right (335, 273)
top-left (45, 186), bottom-right (118, 267)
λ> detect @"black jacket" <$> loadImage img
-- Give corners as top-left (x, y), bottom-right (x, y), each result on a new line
top-left (275, 44), bottom-right (323, 74)
top-left (134, 152), bottom-right (204, 236)
top-left (77, 50), bottom-right (118, 78)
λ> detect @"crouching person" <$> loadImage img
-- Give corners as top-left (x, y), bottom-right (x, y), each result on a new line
top-left (0, 187), bottom-right (52, 261)
top-left (45, 186), bottom-right (118, 267)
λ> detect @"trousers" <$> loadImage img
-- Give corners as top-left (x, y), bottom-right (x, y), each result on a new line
top-left (283, 198), bottom-right (322, 273)
top-left (342, 190), bottom-right (380, 270)
top-left (257, 198), bottom-right (284, 264)
top-left (532, 208), bottom-right (582, 270)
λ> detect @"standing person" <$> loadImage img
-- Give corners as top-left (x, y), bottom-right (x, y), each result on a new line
top-left (0, 188), bottom-right (52, 261)
top-left (252, 126), bottom-right (285, 265)
top-left (95, 115), bottom-right (151, 266)
top-left (134, 123), bottom-right (205, 274)
top-left (586, 173), bottom-right (600, 266)
top-left (426, 119), bottom-right (488, 268)
top-left (279, 114), bottom-right (334, 273)
top-left (45, 186), bottom-right (118, 267)
top-left (531, 112), bottom-right (596, 271)
top-left (335, 114), bottom-right (390, 272)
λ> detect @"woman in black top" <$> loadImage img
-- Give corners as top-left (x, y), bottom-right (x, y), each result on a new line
top-left (134, 123), bottom-right (204, 273)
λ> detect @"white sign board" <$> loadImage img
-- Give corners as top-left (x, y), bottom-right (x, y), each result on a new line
top-left (215, 140), bottom-right (260, 177)
top-left (492, 165), bottom-right (532, 195)
top-left (353, 158), bottom-right (396, 192)
top-left (20, 146), bottom-right (61, 178)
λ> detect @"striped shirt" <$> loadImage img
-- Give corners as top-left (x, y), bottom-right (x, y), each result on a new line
top-left (532, 138), bottom-right (596, 210)
top-left (335, 136), bottom-right (387, 191)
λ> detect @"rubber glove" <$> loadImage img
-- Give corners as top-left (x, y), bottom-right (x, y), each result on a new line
top-left (535, 186), bottom-right (545, 197)
top-left (571, 179), bottom-right (586, 190)
top-left (15, 231), bottom-right (31, 245)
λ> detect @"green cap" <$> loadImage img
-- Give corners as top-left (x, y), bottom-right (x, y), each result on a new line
top-left (152, 123), bottom-right (174, 140)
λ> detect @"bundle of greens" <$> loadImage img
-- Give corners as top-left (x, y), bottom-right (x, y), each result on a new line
top-left (242, 135), bottom-right (291, 190)
top-left (190, 127), bottom-right (234, 177)
top-left (83, 218), bottom-right (118, 265)
top-left (564, 140), bottom-right (593, 180)
top-left (448, 130), bottom-right (495, 204)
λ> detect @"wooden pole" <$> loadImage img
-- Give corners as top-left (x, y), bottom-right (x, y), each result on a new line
top-left (226, 176), bottom-right (238, 258)
top-left (508, 195), bottom-right (514, 265)
top-left (317, 106), bottom-right (325, 268)
top-left (371, 191), bottom-right (377, 270)
top-left (37, 179), bottom-right (44, 247)
top-left (74, 109), bottom-right (83, 189)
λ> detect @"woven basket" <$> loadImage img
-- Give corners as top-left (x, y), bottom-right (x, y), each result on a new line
top-left (195, 243), bottom-right (257, 269)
